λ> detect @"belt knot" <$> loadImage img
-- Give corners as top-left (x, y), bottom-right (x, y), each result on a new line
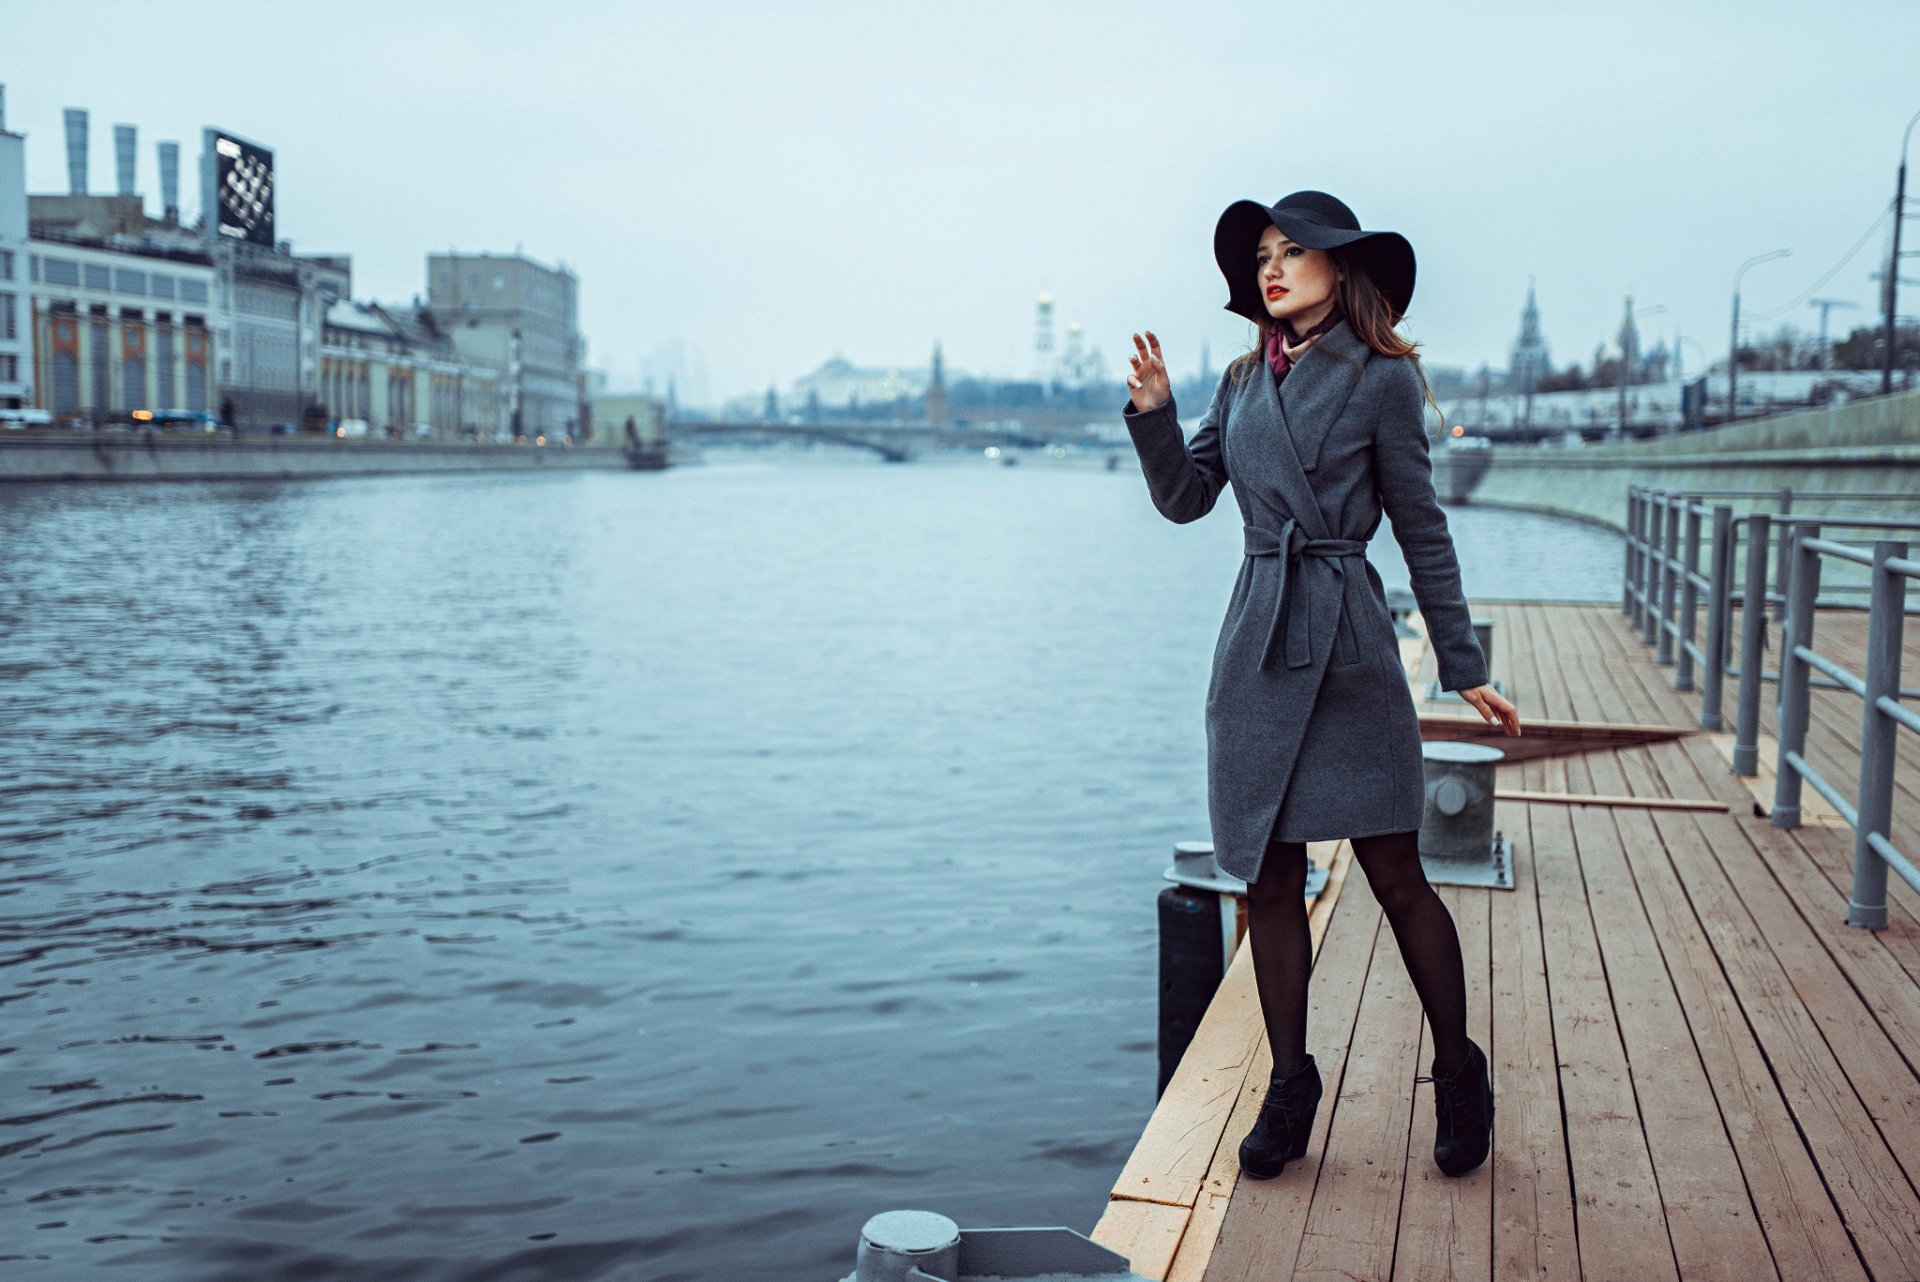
top-left (1242, 519), bottom-right (1367, 671)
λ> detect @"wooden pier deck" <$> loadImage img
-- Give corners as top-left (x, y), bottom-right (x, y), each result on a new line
top-left (1093, 600), bottom-right (1920, 1282)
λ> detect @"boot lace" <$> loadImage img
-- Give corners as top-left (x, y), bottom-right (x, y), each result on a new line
top-left (1415, 1055), bottom-right (1473, 1130)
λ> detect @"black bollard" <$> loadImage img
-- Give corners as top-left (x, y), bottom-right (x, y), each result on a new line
top-left (1157, 884), bottom-right (1226, 1099)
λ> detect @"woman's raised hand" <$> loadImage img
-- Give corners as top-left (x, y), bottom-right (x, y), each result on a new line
top-left (1127, 331), bottom-right (1172, 414)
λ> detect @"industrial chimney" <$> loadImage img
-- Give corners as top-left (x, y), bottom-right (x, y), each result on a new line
top-left (114, 123), bottom-right (136, 197)
top-left (63, 107), bottom-right (88, 194)
top-left (158, 141), bottom-right (180, 222)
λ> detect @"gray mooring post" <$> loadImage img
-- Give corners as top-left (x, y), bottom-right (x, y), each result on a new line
top-left (1158, 843), bottom-right (1242, 1099)
top-left (1417, 741), bottom-right (1512, 890)
top-left (1700, 505), bottom-right (1733, 731)
top-left (1641, 492), bottom-right (1665, 646)
top-left (1677, 502), bottom-right (1702, 692)
top-left (1848, 539), bottom-right (1908, 930)
top-left (1772, 523), bottom-right (1821, 828)
top-left (1732, 513), bottom-right (1771, 775)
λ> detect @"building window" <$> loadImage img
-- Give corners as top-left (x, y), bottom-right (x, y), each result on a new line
top-left (0, 354), bottom-right (16, 381)
top-left (0, 293), bottom-right (14, 341)
top-left (84, 263), bottom-right (110, 290)
top-left (114, 269), bottom-right (147, 295)
top-left (52, 351), bottom-right (79, 412)
top-left (156, 330), bottom-right (175, 406)
top-left (185, 360), bottom-right (206, 412)
top-left (123, 353), bottom-right (145, 410)
top-left (0, 249), bottom-right (11, 279)
top-left (43, 257), bottom-right (79, 287)
top-left (178, 279), bottom-right (208, 304)
top-left (91, 320), bottom-right (111, 411)
top-left (151, 273), bottom-right (175, 300)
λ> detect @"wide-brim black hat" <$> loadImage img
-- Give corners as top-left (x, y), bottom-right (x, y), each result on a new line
top-left (1213, 190), bottom-right (1416, 324)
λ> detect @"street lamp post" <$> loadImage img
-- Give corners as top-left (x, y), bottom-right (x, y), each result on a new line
top-left (1882, 108), bottom-right (1920, 396)
top-left (1731, 250), bottom-right (1791, 424)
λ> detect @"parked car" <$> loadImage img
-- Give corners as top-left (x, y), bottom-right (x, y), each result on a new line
top-left (0, 408), bottom-right (54, 430)
top-left (335, 419), bottom-right (371, 439)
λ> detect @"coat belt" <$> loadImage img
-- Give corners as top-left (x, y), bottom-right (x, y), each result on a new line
top-left (1243, 519), bottom-right (1368, 672)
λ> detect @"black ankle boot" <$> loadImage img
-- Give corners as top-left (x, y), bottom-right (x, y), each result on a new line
top-left (1238, 1054), bottom-right (1322, 1180)
top-left (1416, 1037), bottom-right (1493, 1176)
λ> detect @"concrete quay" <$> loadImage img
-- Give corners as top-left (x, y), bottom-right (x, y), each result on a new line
top-left (1441, 386), bottom-right (1920, 532)
top-left (0, 430), bottom-right (634, 482)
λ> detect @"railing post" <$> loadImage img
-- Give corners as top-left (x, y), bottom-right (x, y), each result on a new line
top-left (1658, 492), bottom-right (1681, 665)
top-left (1623, 486), bottom-right (1640, 621)
top-left (1701, 505), bottom-right (1733, 730)
top-left (1733, 513), bottom-right (1770, 774)
top-left (1772, 522), bottom-right (1820, 828)
top-left (1642, 490), bottom-right (1665, 646)
top-left (1771, 486), bottom-right (1794, 622)
top-left (1677, 501), bottom-right (1702, 691)
top-left (1848, 539), bottom-right (1907, 930)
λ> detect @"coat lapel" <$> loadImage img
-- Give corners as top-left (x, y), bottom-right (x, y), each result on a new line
top-left (1252, 318), bottom-right (1371, 539)
top-left (1277, 319), bottom-right (1372, 476)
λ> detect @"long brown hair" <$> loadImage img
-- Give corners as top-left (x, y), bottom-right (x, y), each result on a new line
top-left (1226, 244), bottom-right (1445, 425)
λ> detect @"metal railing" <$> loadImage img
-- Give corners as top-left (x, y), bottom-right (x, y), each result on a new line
top-left (1624, 484), bottom-right (1920, 930)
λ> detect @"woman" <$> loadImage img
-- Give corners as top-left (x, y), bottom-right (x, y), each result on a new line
top-left (1122, 190), bottom-right (1522, 1181)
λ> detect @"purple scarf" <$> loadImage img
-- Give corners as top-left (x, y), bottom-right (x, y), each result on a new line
top-left (1266, 304), bottom-right (1346, 380)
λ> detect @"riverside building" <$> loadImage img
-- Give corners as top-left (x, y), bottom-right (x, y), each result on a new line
top-left (0, 88), bottom-right (33, 409)
top-left (320, 298), bottom-right (509, 438)
top-left (427, 252), bottom-right (583, 438)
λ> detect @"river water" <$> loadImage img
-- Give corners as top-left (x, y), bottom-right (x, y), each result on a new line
top-left (0, 451), bottom-right (1620, 1281)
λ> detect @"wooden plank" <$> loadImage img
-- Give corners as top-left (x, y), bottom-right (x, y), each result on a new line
top-left (1154, 840), bottom-right (1359, 1282)
top-left (1562, 784), bottom-right (1777, 1280)
top-left (1649, 807), bottom-right (1920, 1278)
top-left (1092, 1200), bottom-right (1190, 1281)
top-left (1724, 815), bottom-right (1920, 1089)
top-left (1494, 788), bottom-right (1728, 812)
top-left (1392, 883), bottom-right (1494, 1281)
top-left (1599, 785), bottom-right (1867, 1279)
top-left (1287, 881), bottom-right (1425, 1282)
top-left (1105, 930), bottom-right (1263, 1209)
top-left (1199, 850), bottom-right (1386, 1281)
top-left (1530, 800), bottom-right (1681, 1279)
top-left (1669, 726), bottom-right (1920, 961)
top-left (1686, 809), bottom-right (1920, 1186)
top-left (1489, 802), bottom-right (1581, 1282)
top-left (1701, 729), bottom-right (1852, 828)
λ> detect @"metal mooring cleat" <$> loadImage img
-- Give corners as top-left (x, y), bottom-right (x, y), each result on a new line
top-left (1417, 740), bottom-right (1513, 890)
top-left (841, 1210), bottom-right (1153, 1281)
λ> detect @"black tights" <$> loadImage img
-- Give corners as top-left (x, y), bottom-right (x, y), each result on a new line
top-left (1245, 827), bottom-right (1470, 1080)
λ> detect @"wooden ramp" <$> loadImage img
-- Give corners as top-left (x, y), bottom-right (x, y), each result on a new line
top-left (1093, 602), bottom-right (1920, 1282)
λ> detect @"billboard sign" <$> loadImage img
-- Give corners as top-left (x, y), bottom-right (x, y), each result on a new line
top-left (210, 132), bottom-right (275, 246)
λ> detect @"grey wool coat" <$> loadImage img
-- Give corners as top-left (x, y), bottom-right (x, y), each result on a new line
top-left (1123, 318), bottom-right (1488, 884)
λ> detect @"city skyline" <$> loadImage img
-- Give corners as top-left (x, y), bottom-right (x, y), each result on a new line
top-left (7, 0), bottom-right (1915, 409)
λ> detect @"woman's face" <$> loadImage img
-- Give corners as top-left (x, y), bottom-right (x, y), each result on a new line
top-left (1256, 224), bottom-right (1340, 329)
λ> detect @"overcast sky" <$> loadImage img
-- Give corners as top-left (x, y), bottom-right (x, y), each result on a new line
top-left (7, 1), bottom-right (1916, 408)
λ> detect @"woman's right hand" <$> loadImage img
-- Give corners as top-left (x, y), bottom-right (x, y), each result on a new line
top-left (1127, 331), bottom-right (1171, 414)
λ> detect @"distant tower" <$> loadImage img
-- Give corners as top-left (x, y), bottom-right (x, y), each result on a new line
top-left (1617, 293), bottom-right (1640, 384)
top-left (1062, 322), bottom-right (1085, 389)
top-left (924, 340), bottom-right (950, 427)
top-left (1034, 293), bottom-right (1055, 389)
top-left (62, 107), bottom-right (88, 195)
top-left (113, 123), bottom-right (136, 197)
top-left (157, 140), bottom-right (180, 221)
top-left (1508, 278), bottom-right (1553, 428)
